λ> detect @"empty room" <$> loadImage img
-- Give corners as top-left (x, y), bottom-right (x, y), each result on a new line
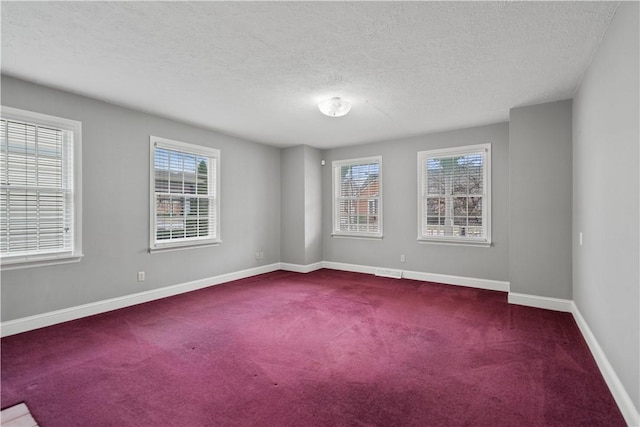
top-left (1, 1), bottom-right (638, 426)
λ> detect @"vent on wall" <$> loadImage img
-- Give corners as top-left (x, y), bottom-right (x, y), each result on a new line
top-left (375, 269), bottom-right (403, 279)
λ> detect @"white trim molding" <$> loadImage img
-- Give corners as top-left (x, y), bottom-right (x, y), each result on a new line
top-left (0, 106), bottom-right (83, 270)
top-left (322, 261), bottom-right (509, 292)
top-left (417, 143), bottom-right (492, 246)
top-left (322, 261), bottom-right (378, 276)
top-left (572, 303), bottom-right (640, 427)
top-left (331, 155), bottom-right (383, 239)
top-left (280, 262), bottom-right (323, 274)
top-left (403, 269), bottom-right (509, 292)
top-left (1, 263), bottom-right (280, 337)
top-left (508, 292), bottom-right (638, 425)
top-left (507, 292), bottom-right (573, 312)
top-left (2, 261), bottom-right (636, 426)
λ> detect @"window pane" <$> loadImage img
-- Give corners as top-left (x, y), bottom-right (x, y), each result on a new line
top-left (155, 148), bottom-right (169, 192)
top-left (426, 159), bottom-right (444, 195)
top-left (183, 154), bottom-right (197, 195)
top-left (453, 197), bottom-right (467, 216)
top-left (453, 217), bottom-right (467, 226)
top-left (36, 127), bottom-right (63, 188)
top-left (426, 197), bottom-right (441, 215)
top-left (7, 122), bottom-right (37, 187)
top-left (198, 217), bottom-right (209, 237)
top-left (168, 151), bottom-right (183, 193)
top-left (152, 138), bottom-right (219, 247)
top-left (197, 157), bottom-right (208, 195)
top-left (469, 197), bottom-right (482, 216)
top-left (38, 192), bottom-right (65, 249)
top-left (1, 112), bottom-right (75, 259)
top-left (335, 158), bottom-right (381, 235)
top-left (419, 145), bottom-right (489, 242)
top-left (453, 156), bottom-right (469, 195)
top-left (469, 160), bottom-right (483, 194)
top-left (185, 217), bottom-right (198, 238)
top-left (156, 216), bottom-right (170, 240)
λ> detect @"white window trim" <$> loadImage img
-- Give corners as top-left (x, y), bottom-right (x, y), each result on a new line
top-left (0, 106), bottom-right (83, 270)
top-left (417, 143), bottom-right (491, 247)
top-left (149, 136), bottom-right (221, 253)
top-left (332, 155), bottom-right (383, 239)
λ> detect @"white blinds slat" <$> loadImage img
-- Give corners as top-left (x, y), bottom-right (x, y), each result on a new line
top-left (0, 117), bottom-right (73, 257)
top-left (335, 159), bottom-right (381, 235)
top-left (153, 141), bottom-right (218, 245)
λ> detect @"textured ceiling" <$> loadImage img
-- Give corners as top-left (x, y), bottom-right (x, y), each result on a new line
top-left (1, 1), bottom-right (618, 149)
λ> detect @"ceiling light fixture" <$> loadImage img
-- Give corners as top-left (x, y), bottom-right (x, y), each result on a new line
top-left (318, 97), bottom-right (351, 117)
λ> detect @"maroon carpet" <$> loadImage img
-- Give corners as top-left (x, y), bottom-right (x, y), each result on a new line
top-left (1, 269), bottom-right (624, 426)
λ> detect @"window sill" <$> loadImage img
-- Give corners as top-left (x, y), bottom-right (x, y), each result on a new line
top-left (331, 233), bottom-right (383, 240)
top-left (1, 253), bottom-right (84, 270)
top-left (417, 238), bottom-right (492, 248)
top-left (149, 241), bottom-right (221, 253)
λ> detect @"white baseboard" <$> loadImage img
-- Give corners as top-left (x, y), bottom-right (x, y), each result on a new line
top-left (279, 262), bottom-right (323, 274)
top-left (572, 303), bottom-right (640, 427)
top-left (322, 261), bottom-right (509, 292)
top-left (403, 269), bottom-right (509, 292)
top-left (375, 268), bottom-right (403, 279)
top-left (322, 261), bottom-right (378, 275)
top-left (508, 293), bottom-right (638, 425)
top-left (1, 261), bottom-right (508, 338)
top-left (2, 261), bottom-right (636, 425)
top-left (507, 292), bottom-right (573, 312)
top-left (0, 263), bottom-right (281, 338)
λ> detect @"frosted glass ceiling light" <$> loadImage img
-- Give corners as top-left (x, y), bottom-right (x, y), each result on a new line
top-left (318, 97), bottom-right (351, 117)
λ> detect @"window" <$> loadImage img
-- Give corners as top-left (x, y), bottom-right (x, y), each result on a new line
top-left (332, 156), bottom-right (382, 238)
top-left (418, 144), bottom-right (491, 245)
top-left (150, 136), bottom-right (220, 251)
top-left (0, 106), bottom-right (82, 268)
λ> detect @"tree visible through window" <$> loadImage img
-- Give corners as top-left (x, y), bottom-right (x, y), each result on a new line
top-left (333, 156), bottom-right (382, 237)
top-left (418, 144), bottom-right (491, 244)
top-left (150, 136), bottom-right (219, 251)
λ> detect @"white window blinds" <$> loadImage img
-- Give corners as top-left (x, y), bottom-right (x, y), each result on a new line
top-left (150, 136), bottom-right (220, 251)
top-left (333, 156), bottom-right (383, 238)
top-left (1, 113), bottom-right (77, 261)
top-left (418, 144), bottom-right (491, 245)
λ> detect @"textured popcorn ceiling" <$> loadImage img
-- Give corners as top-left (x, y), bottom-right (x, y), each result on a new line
top-left (1, 2), bottom-right (618, 148)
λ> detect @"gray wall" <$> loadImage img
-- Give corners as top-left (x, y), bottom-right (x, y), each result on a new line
top-left (509, 100), bottom-right (573, 299)
top-left (573, 1), bottom-right (639, 409)
top-left (321, 123), bottom-right (510, 282)
top-left (281, 145), bottom-right (323, 266)
top-left (303, 146), bottom-right (323, 265)
top-left (1, 76), bottom-right (282, 321)
top-left (281, 146), bottom-right (305, 265)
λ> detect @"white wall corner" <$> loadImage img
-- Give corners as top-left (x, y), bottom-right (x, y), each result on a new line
top-left (507, 292), bottom-right (573, 312)
top-left (0, 263), bottom-right (281, 338)
top-left (279, 262), bottom-right (323, 274)
top-left (571, 303), bottom-right (640, 427)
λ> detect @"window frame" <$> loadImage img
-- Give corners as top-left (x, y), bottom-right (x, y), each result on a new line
top-left (149, 136), bottom-right (221, 252)
top-left (332, 155), bottom-right (383, 239)
top-left (417, 143), bottom-right (491, 246)
top-left (0, 106), bottom-right (83, 270)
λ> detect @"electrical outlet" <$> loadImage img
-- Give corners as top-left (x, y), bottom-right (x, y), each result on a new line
top-left (400, 254), bottom-right (406, 263)
top-left (255, 252), bottom-right (261, 260)
top-left (137, 271), bottom-right (145, 282)
top-left (259, 251), bottom-right (264, 260)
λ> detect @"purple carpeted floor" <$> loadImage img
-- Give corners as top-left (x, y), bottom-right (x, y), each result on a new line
top-left (1, 269), bottom-right (625, 426)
